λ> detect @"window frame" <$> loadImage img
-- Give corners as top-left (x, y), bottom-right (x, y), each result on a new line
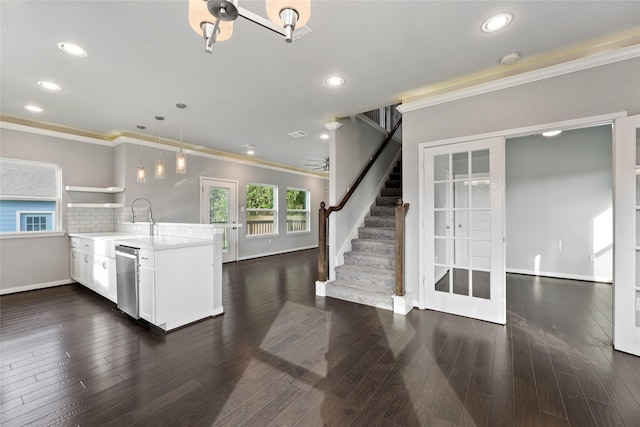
top-left (286, 187), bottom-right (310, 234)
top-left (0, 158), bottom-right (63, 238)
top-left (245, 183), bottom-right (278, 238)
top-left (17, 210), bottom-right (56, 232)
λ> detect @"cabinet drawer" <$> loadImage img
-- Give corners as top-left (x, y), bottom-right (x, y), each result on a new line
top-left (139, 249), bottom-right (155, 267)
top-left (70, 237), bottom-right (93, 251)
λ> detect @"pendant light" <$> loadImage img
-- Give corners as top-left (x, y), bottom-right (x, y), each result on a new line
top-left (136, 125), bottom-right (146, 183)
top-left (137, 147), bottom-right (146, 183)
top-left (155, 116), bottom-right (165, 180)
top-left (176, 103), bottom-right (187, 174)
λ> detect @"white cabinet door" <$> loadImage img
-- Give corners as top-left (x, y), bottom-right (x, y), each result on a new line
top-left (139, 266), bottom-right (155, 323)
top-left (70, 249), bottom-right (83, 282)
top-left (93, 255), bottom-right (117, 303)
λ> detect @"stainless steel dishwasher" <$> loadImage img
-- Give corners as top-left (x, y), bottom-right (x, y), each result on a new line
top-left (115, 245), bottom-right (140, 319)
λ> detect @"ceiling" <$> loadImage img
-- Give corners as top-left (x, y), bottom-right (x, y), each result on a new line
top-left (1, 1), bottom-right (639, 173)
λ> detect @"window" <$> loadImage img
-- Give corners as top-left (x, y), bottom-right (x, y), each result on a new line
top-left (0, 158), bottom-right (61, 234)
top-left (246, 184), bottom-right (277, 236)
top-left (286, 188), bottom-right (309, 233)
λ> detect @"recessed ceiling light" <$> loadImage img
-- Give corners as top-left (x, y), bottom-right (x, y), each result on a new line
top-left (543, 130), bottom-right (562, 137)
top-left (37, 81), bottom-right (62, 91)
top-left (481, 13), bottom-right (513, 32)
top-left (24, 105), bottom-right (43, 113)
top-left (325, 76), bottom-right (345, 87)
top-left (57, 42), bottom-right (87, 57)
top-left (320, 133), bottom-right (330, 140)
top-left (246, 149), bottom-right (255, 155)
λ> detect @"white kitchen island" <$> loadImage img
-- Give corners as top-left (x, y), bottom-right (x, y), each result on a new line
top-left (69, 225), bottom-right (224, 332)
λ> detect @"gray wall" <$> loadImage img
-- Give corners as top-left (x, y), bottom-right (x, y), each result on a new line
top-left (0, 127), bottom-right (327, 292)
top-left (0, 128), bottom-right (114, 291)
top-left (402, 57), bottom-right (640, 303)
top-left (119, 142), bottom-right (327, 260)
top-left (506, 125), bottom-right (613, 281)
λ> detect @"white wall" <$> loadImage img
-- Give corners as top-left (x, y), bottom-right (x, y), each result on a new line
top-left (0, 126), bottom-right (328, 293)
top-left (401, 57), bottom-right (640, 304)
top-left (506, 125), bottom-right (613, 282)
top-left (329, 116), bottom-right (401, 277)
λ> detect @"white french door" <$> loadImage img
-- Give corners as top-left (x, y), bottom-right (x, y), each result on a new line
top-left (201, 178), bottom-right (238, 263)
top-left (613, 114), bottom-right (640, 356)
top-left (423, 136), bottom-right (505, 324)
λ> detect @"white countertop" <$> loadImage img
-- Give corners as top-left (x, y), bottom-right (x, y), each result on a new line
top-left (115, 235), bottom-right (213, 251)
top-left (69, 232), bottom-right (213, 251)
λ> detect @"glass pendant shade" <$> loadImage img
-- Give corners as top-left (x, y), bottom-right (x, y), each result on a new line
top-left (155, 153), bottom-right (165, 180)
top-left (266, 0), bottom-right (310, 28)
top-left (176, 151), bottom-right (187, 174)
top-left (137, 164), bottom-right (145, 183)
top-left (188, 0), bottom-right (233, 41)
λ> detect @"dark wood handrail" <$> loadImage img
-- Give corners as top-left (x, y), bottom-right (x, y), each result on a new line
top-left (326, 117), bottom-right (402, 216)
top-left (318, 117), bottom-right (402, 282)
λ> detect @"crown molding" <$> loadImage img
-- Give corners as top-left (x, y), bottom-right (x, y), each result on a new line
top-left (398, 44), bottom-right (640, 113)
top-left (0, 118), bottom-right (114, 146)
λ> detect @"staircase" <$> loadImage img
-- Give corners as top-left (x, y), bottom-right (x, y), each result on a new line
top-left (326, 159), bottom-right (402, 310)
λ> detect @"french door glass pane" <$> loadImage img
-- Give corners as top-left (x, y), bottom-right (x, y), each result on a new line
top-left (435, 267), bottom-right (450, 292)
top-left (434, 154), bottom-right (449, 181)
top-left (472, 149), bottom-right (490, 175)
top-left (472, 270), bottom-right (491, 299)
top-left (434, 183), bottom-right (449, 209)
top-left (453, 239), bottom-right (469, 267)
top-left (470, 210), bottom-right (491, 238)
top-left (452, 152), bottom-right (468, 176)
top-left (453, 268), bottom-right (469, 295)
top-left (434, 211), bottom-right (448, 237)
top-left (453, 182), bottom-right (469, 208)
top-left (453, 211), bottom-right (468, 238)
top-left (434, 237), bottom-right (449, 265)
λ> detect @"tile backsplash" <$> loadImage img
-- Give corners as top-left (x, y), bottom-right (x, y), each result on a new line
top-left (67, 207), bottom-right (115, 233)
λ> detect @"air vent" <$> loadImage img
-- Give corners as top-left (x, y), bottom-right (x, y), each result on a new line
top-left (288, 130), bottom-right (308, 138)
top-left (292, 25), bottom-right (312, 41)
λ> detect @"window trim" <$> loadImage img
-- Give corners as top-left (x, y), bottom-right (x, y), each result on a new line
top-left (245, 183), bottom-right (278, 238)
top-left (286, 187), bottom-right (310, 234)
top-left (16, 210), bottom-right (56, 232)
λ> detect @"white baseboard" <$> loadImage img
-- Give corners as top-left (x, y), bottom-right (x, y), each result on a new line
top-left (0, 279), bottom-right (72, 295)
top-left (315, 280), bottom-right (327, 297)
top-left (237, 245), bottom-right (318, 261)
top-left (506, 268), bottom-right (612, 284)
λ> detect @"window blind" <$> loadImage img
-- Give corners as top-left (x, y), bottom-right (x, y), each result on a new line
top-left (0, 158), bottom-right (58, 198)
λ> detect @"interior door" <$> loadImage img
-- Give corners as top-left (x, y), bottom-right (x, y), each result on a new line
top-left (424, 136), bottom-right (505, 324)
top-left (613, 114), bottom-right (640, 356)
top-left (201, 178), bottom-right (238, 263)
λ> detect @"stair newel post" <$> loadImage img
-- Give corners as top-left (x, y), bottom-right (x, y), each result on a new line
top-left (318, 201), bottom-right (328, 282)
top-left (395, 199), bottom-right (410, 297)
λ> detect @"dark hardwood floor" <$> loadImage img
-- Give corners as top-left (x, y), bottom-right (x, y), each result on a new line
top-left (1, 249), bottom-right (640, 426)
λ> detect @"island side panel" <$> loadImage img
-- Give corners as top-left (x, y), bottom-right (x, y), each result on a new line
top-left (156, 244), bottom-right (215, 331)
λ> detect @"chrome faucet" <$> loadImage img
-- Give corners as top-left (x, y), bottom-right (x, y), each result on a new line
top-left (131, 198), bottom-right (155, 224)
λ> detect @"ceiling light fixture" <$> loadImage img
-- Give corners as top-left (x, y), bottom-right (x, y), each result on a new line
top-left (542, 130), bottom-right (562, 137)
top-left (325, 76), bottom-right (345, 87)
top-left (155, 116), bottom-right (165, 180)
top-left (176, 103), bottom-right (188, 174)
top-left (188, 0), bottom-right (310, 53)
top-left (24, 105), bottom-right (43, 113)
top-left (57, 42), bottom-right (87, 57)
top-left (481, 12), bottom-right (513, 32)
top-left (37, 81), bottom-right (62, 91)
top-left (320, 133), bottom-right (329, 140)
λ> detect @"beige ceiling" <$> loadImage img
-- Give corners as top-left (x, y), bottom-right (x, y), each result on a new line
top-left (1, 1), bottom-right (639, 172)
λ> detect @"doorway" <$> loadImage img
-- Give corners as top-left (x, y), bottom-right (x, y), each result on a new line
top-left (200, 178), bottom-right (239, 263)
